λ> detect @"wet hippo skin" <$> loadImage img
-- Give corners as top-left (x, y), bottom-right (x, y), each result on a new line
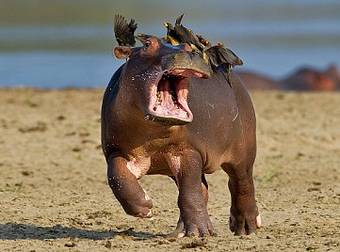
top-left (101, 35), bottom-right (261, 237)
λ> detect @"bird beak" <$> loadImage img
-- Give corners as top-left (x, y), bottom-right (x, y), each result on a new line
top-left (167, 35), bottom-right (180, 45)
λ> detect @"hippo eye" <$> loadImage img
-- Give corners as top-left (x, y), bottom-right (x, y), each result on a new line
top-left (144, 40), bottom-right (151, 49)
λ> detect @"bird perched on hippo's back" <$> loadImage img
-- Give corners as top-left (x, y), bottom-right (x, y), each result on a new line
top-left (164, 14), bottom-right (205, 52)
top-left (164, 15), bottom-right (243, 85)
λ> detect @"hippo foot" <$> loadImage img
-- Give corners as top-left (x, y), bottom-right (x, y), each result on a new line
top-left (166, 214), bottom-right (215, 238)
top-left (125, 205), bottom-right (153, 218)
top-left (184, 217), bottom-right (215, 237)
top-left (183, 214), bottom-right (216, 237)
top-left (108, 176), bottom-right (153, 218)
top-left (229, 209), bottom-right (261, 235)
top-left (124, 190), bottom-right (153, 218)
top-left (121, 190), bottom-right (153, 218)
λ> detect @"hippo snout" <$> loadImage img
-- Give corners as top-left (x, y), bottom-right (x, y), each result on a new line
top-left (161, 52), bottom-right (211, 79)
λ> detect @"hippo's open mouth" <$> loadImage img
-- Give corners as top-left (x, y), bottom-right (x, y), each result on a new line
top-left (146, 68), bottom-right (208, 125)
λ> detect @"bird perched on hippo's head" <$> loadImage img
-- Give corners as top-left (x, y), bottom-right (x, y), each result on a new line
top-left (163, 14), bottom-right (243, 85)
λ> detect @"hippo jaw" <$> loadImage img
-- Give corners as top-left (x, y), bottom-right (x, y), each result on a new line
top-left (145, 68), bottom-right (208, 125)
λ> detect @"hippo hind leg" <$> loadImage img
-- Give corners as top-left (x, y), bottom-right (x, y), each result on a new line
top-left (107, 154), bottom-right (153, 218)
top-left (222, 160), bottom-right (261, 235)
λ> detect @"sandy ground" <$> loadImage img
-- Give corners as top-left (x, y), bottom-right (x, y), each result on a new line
top-left (0, 89), bottom-right (339, 251)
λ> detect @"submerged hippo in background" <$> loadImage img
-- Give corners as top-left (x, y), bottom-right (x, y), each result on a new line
top-left (101, 34), bottom-right (261, 237)
top-left (321, 64), bottom-right (340, 90)
top-left (237, 65), bottom-right (340, 91)
top-left (280, 65), bottom-right (338, 91)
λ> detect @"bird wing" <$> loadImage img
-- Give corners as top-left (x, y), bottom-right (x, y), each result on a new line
top-left (173, 15), bottom-right (205, 51)
top-left (114, 14), bottom-right (137, 46)
top-left (217, 47), bottom-right (243, 66)
top-left (206, 46), bottom-right (243, 68)
top-left (205, 47), bottom-right (220, 67)
top-left (175, 14), bottom-right (184, 25)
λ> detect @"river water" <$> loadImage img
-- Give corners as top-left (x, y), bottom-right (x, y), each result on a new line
top-left (0, 0), bottom-right (339, 88)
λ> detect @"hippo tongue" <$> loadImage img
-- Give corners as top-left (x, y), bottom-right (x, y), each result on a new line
top-left (149, 75), bottom-right (192, 122)
top-left (146, 67), bottom-right (208, 124)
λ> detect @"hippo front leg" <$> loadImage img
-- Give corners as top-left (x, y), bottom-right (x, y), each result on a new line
top-left (168, 174), bottom-right (212, 238)
top-left (174, 150), bottom-right (214, 237)
top-left (107, 154), bottom-right (153, 218)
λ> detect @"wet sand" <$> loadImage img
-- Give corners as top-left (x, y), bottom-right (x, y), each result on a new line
top-left (0, 89), bottom-right (339, 251)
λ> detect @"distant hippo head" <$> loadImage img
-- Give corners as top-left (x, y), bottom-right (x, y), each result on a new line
top-left (114, 34), bottom-right (211, 125)
top-left (282, 66), bottom-right (336, 91)
top-left (324, 64), bottom-right (340, 90)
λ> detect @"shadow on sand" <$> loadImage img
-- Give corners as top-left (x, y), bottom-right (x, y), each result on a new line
top-left (0, 223), bottom-right (159, 240)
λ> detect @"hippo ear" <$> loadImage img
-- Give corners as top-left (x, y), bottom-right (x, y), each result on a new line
top-left (113, 46), bottom-right (132, 59)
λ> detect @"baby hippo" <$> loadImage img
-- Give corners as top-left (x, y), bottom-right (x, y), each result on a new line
top-left (101, 34), bottom-right (261, 237)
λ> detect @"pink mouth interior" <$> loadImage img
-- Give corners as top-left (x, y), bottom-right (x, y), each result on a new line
top-left (148, 69), bottom-right (206, 122)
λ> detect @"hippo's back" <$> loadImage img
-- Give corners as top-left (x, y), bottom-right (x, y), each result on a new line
top-left (186, 70), bottom-right (256, 169)
top-left (101, 65), bottom-right (124, 159)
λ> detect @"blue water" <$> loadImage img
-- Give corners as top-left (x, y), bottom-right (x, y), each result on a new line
top-left (0, 52), bottom-right (114, 88)
top-left (0, 0), bottom-right (339, 88)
